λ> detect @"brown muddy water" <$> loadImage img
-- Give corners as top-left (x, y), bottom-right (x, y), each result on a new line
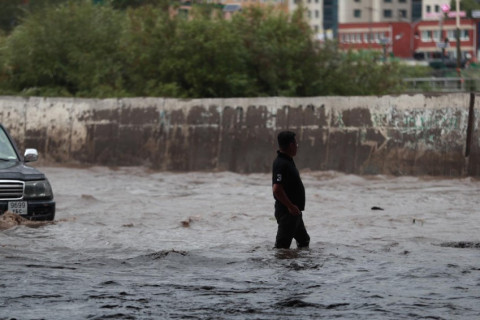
top-left (1, 166), bottom-right (480, 319)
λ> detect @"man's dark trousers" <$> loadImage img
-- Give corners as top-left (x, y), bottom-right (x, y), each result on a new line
top-left (274, 206), bottom-right (310, 249)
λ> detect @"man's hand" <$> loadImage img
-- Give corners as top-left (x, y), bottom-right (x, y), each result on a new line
top-left (287, 204), bottom-right (301, 216)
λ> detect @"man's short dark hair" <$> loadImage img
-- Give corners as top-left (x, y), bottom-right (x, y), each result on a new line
top-left (277, 131), bottom-right (296, 150)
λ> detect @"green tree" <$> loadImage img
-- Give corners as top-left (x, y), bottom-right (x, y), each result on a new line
top-left (1, 0), bottom-right (126, 97)
top-left (317, 48), bottom-right (406, 96)
top-left (111, 0), bottom-right (170, 10)
top-left (0, 1), bottom-right (411, 98)
top-left (232, 6), bottom-right (319, 96)
top-left (167, 13), bottom-right (251, 97)
top-left (122, 4), bottom-right (251, 97)
top-left (120, 4), bottom-right (181, 96)
top-left (0, 0), bottom-right (70, 33)
top-left (0, 0), bottom-right (25, 33)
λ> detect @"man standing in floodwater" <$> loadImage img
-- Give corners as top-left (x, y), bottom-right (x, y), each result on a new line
top-left (272, 131), bottom-right (310, 249)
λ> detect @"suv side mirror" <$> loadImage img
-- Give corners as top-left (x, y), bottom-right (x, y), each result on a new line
top-left (24, 148), bottom-right (39, 162)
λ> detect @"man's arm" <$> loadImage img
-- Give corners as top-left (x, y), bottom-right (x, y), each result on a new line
top-left (272, 183), bottom-right (301, 216)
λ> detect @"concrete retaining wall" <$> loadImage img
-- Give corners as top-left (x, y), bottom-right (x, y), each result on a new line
top-left (0, 94), bottom-right (478, 176)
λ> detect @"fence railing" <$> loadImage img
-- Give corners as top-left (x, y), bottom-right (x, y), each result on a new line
top-left (403, 77), bottom-right (480, 92)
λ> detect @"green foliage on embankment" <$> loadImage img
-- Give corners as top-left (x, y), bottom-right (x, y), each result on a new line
top-left (0, 0), bottom-right (418, 98)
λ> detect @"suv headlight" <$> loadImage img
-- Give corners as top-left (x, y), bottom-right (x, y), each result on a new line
top-left (24, 180), bottom-right (53, 200)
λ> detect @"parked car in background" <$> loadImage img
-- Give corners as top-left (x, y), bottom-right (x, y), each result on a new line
top-left (0, 124), bottom-right (55, 221)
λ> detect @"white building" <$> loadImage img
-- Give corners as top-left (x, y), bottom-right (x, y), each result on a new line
top-left (338, 0), bottom-right (412, 23)
top-left (422, 0), bottom-right (450, 20)
top-left (289, 0), bottom-right (324, 35)
top-left (283, 0), bottom-right (457, 38)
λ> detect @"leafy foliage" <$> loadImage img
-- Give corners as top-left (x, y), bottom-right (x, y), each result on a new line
top-left (1, 1), bottom-right (126, 97)
top-left (0, 0), bottom-right (70, 33)
top-left (110, 0), bottom-right (171, 10)
top-left (0, 0), bottom-right (412, 98)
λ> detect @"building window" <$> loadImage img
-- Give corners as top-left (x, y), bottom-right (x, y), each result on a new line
top-left (376, 32), bottom-right (386, 43)
top-left (435, 5), bottom-right (439, 12)
top-left (447, 29), bottom-right (470, 41)
top-left (315, 10), bottom-right (319, 18)
top-left (354, 0), bottom-right (360, 2)
top-left (364, 32), bottom-right (373, 43)
top-left (399, 9), bottom-right (407, 18)
top-left (384, 0), bottom-right (392, 2)
top-left (432, 30), bottom-right (441, 41)
top-left (399, 0), bottom-right (406, 3)
top-left (354, 9), bottom-right (361, 18)
top-left (426, 5), bottom-right (431, 13)
top-left (421, 30), bottom-right (435, 42)
top-left (384, 9), bottom-right (392, 18)
top-left (447, 30), bottom-right (454, 41)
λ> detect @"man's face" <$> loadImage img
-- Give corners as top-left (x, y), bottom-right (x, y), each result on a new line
top-left (289, 139), bottom-right (298, 157)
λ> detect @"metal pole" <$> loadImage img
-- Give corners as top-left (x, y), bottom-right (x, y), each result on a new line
top-left (456, 0), bottom-right (461, 69)
top-left (410, 22), bottom-right (414, 58)
top-left (369, 0), bottom-right (373, 47)
top-left (439, 15), bottom-right (445, 63)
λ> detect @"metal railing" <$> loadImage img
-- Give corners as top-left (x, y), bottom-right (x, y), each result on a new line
top-left (403, 77), bottom-right (480, 92)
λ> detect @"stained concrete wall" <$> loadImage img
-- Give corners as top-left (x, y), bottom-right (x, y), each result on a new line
top-left (0, 94), bottom-right (478, 176)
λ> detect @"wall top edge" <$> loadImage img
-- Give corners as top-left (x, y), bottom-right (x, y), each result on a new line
top-left (0, 94), bottom-right (474, 108)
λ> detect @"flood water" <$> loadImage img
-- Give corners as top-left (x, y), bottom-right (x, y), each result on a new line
top-left (1, 166), bottom-right (480, 319)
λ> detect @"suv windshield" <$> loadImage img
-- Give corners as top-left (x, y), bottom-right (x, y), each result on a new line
top-left (0, 128), bottom-right (18, 161)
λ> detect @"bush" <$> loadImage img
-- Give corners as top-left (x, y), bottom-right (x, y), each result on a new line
top-left (0, 0), bottom-right (409, 98)
top-left (121, 5), bottom-right (317, 97)
top-left (231, 6), bottom-right (319, 97)
top-left (1, 0), bottom-right (126, 97)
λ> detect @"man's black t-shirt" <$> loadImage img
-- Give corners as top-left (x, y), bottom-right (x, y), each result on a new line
top-left (272, 151), bottom-right (305, 211)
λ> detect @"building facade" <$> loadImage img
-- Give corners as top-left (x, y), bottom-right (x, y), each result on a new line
top-left (190, 0), bottom-right (479, 62)
top-left (338, 18), bottom-right (477, 60)
top-left (413, 18), bottom-right (477, 60)
top-left (422, 0), bottom-right (449, 20)
top-left (323, 0), bottom-right (338, 37)
top-left (338, 21), bottom-right (412, 58)
top-left (338, 0), bottom-right (412, 24)
top-left (412, 0), bottom-right (422, 21)
top-left (289, 0), bottom-right (324, 36)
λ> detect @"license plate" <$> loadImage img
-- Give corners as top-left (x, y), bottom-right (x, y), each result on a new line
top-left (8, 201), bottom-right (28, 215)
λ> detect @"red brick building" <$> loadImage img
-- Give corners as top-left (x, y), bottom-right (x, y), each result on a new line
top-left (412, 18), bottom-right (477, 61)
top-left (338, 22), bottom-right (412, 58)
top-left (338, 19), bottom-right (477, 61)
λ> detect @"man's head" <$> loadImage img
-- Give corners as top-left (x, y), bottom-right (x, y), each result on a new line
top-left (277, 131), bottom-right (298, 157)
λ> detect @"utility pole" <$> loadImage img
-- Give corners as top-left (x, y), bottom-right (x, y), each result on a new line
top-left (439, 13), bottom-right (445, 63)
top-left (456, 0), bottom-right (462, 70)
top-left (368, 2), bottom-right (373, 46)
